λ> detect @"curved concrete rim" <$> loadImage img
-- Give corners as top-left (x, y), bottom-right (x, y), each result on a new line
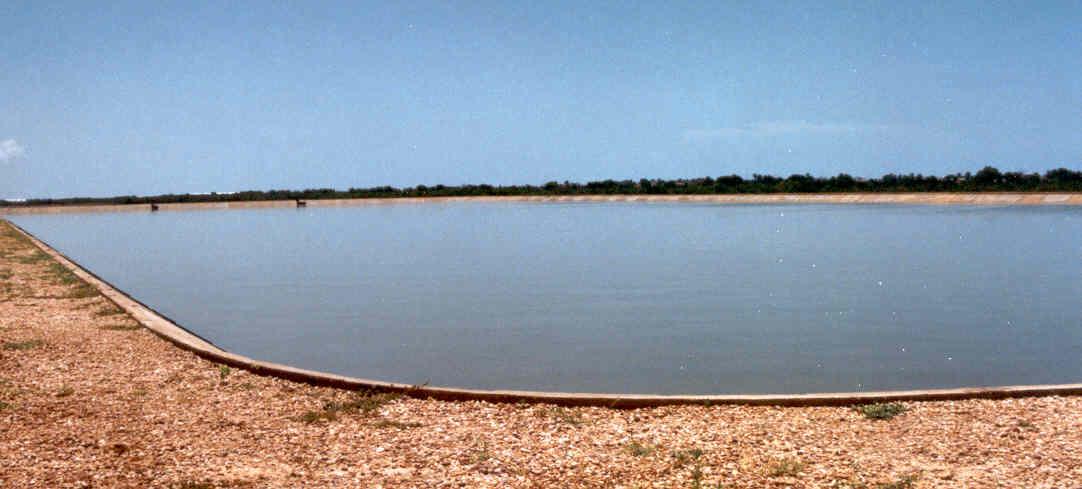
top-left (9, 219), bottom-right (1082, 408)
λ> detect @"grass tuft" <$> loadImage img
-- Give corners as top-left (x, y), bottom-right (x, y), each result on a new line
top-left (671, 448), bottom-right (704, 468)
top-left (843, 474), bottom-right (919, 489)
top-left (3, 339), bottom-right (43, 351)
top-left (100, 323), bottom-right (141, 331)
top-left (766, 457), bottom-right (805, 478)
top-left (94, 305), bottom-right (125, 317)
top-left (625, 441), bottom-right (655, 457)
top-left (299, 390), bottom-right (401, 423)
top-left (875, 474), bottom-right (918, 489)
top-left (372, 419), bottom-right (423, 430)
top-left (856, 402), bottom-right (907, 420)
top-left (468, 443), bottom-right (492, 464)
top-left (43, 261), bottom-right (79, 283)
top-left (537, 406), bottom-right (585, 426)
top-left (14, 251), bottom-right (49, 264)
top-left (64, 283), bottom-right (99, 299)
top-left (175, 482), bottom-right (214, 489)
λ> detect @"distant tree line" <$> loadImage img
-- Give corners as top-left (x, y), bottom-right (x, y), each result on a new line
top-left (4, 166), bottom-right (1081, 207)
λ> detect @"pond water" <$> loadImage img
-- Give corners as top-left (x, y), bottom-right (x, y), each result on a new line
top-left (10, 203), bottom-right (1082, 394)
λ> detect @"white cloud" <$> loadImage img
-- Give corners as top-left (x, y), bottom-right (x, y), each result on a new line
top-left (0, 139), bottom-right (25, 162)
top-left (682, 121), bottom-right (889, 142)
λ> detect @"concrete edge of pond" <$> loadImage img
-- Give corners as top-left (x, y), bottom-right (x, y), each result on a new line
top-left (9, 219), bottom-right (1082, 408)
top-left (2, 192), bottom-right (1082, 215)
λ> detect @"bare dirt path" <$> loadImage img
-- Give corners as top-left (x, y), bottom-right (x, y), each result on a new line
top-left (1, 219), bottom-right (1080, 488)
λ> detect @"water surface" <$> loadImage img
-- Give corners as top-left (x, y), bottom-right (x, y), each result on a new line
top-left (11, 203), bottom-right (1082, 394)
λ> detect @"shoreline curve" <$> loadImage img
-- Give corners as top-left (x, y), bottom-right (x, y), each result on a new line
top-left (9, 219), bottom-right (1082, 408)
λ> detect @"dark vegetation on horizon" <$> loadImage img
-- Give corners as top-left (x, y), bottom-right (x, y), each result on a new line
top-left (5, 166), bottom-right (1081, 207)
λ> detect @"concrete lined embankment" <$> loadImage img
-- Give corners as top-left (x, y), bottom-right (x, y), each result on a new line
top-left (7, 218), bottom-right (1082, 408)
top-left (2, 192), bottom-right (1081, 215)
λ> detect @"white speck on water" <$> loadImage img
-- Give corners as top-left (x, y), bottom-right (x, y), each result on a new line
top-left (877, 281), bottom-right (883, 286)
top-left (900, 347), bottom-right (906, 352)
top-left (811, 263), bottom-right (816, 268)
top-left (777, 258), bottom-right (784, 263)
top-left (779, 212), bottom-right (784, 217)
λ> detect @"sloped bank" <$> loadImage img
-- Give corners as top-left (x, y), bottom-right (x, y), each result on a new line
top-left (8, 219), bottom-right (1082, 408)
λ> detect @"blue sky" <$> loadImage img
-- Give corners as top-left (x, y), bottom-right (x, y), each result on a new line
top-left (2, 1), bottom-right (1080, 198)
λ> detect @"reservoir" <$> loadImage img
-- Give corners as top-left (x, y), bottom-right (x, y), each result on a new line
top-left (10, 202), bottom-right (1082, 394)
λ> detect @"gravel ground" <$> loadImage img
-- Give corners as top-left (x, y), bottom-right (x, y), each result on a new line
top-left (1, 219), bottom-right (1080, 488)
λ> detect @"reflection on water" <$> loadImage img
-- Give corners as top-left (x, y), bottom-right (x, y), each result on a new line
top-left (12, 203), bottom-right (1082, 394)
